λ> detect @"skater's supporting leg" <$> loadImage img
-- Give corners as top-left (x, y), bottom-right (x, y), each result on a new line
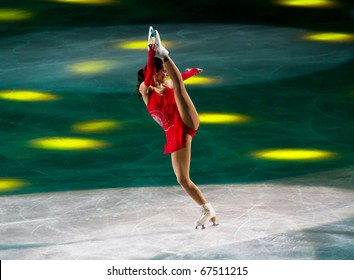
top-left (171, 135), bottom-right (206, 205)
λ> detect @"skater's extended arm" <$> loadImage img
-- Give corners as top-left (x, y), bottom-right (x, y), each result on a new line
top-left (139, 46), bottom-right (156, 96)
top-left (181, 68), bottom-right (202, 81)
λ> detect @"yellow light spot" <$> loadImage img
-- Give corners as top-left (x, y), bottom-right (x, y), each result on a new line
top-left (72, 120), bottom-right (122, 133)
top-left (184, 76), bottom-right (219, 85)
top-left (0, 9), bottom-right (33, 22)
top-left (303, 32), bottom-right (354, 43)
top-left (117, 40), bottom-right (173, 50)
top-left (252, 149), bottom-right (337, 161)
top-left (69, 60), bottom-right (119, 75)
top-left (0, 90), bottom-right (60, 102)
top-left (29, 137), bottom-right (110, 150)
top-left (199, 113), bottom-right (251, 124)
top-left (0, 178), bottom-right (29, 192)
top-left (50, 0), bottom-right (116, 5)
top-left (274, 0), bottom-right (339, 8)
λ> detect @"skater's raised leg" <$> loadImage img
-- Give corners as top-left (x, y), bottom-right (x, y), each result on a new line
top-left (155, 30), bottom-right (199, 130)
top-left (164, 56), bottom-right (200, 131)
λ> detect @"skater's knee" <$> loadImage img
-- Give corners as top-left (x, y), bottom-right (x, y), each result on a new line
top-left (176, 175), bottom-right (190, 187)
top-left (190, 118), bottom-right (200, 131)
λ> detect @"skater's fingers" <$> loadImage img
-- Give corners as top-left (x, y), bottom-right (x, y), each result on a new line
top-left (148, 43), bottom-right (157, 50)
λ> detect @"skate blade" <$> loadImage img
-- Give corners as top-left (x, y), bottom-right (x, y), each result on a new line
top-left (195, 222), bottom-right (219, 230)
top-left (195, 225), bottom-right (206, 230)
top-left (148, 26), bottom-right (155, 46)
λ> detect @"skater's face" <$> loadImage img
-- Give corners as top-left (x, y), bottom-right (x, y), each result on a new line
top-left (155, 65), bottom-right (167, 84)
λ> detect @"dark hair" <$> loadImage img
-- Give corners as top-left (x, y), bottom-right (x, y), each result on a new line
top-left (136, 57), bottom-right (164, 98)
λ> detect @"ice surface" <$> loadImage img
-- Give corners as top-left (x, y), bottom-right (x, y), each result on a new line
top-left (1, 168), bottom-right (354, 259)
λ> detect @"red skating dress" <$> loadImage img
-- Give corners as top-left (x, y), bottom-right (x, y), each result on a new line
top-left (147, 86), bottom-right (197, 154)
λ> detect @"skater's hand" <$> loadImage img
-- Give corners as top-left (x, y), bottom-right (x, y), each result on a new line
top-left (148, 42), bottom-right (157, 51)
top-left (186, 68), bottom-right (203, 73)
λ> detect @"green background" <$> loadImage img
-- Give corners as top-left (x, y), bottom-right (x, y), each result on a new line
top-left (1, 0), bottom-right (353, 195)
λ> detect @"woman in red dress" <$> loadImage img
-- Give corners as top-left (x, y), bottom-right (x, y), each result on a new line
top-left (137, 27), bottom-right (217, 229)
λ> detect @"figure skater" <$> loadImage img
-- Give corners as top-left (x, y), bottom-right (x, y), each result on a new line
top-left (137, 26), bottom-right (217, 229)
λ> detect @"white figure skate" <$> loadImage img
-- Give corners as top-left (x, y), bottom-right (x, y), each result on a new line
top-left (195, 203), bottom-right (217, 229)
top-left (154, 29), bottom-right (169, 59)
